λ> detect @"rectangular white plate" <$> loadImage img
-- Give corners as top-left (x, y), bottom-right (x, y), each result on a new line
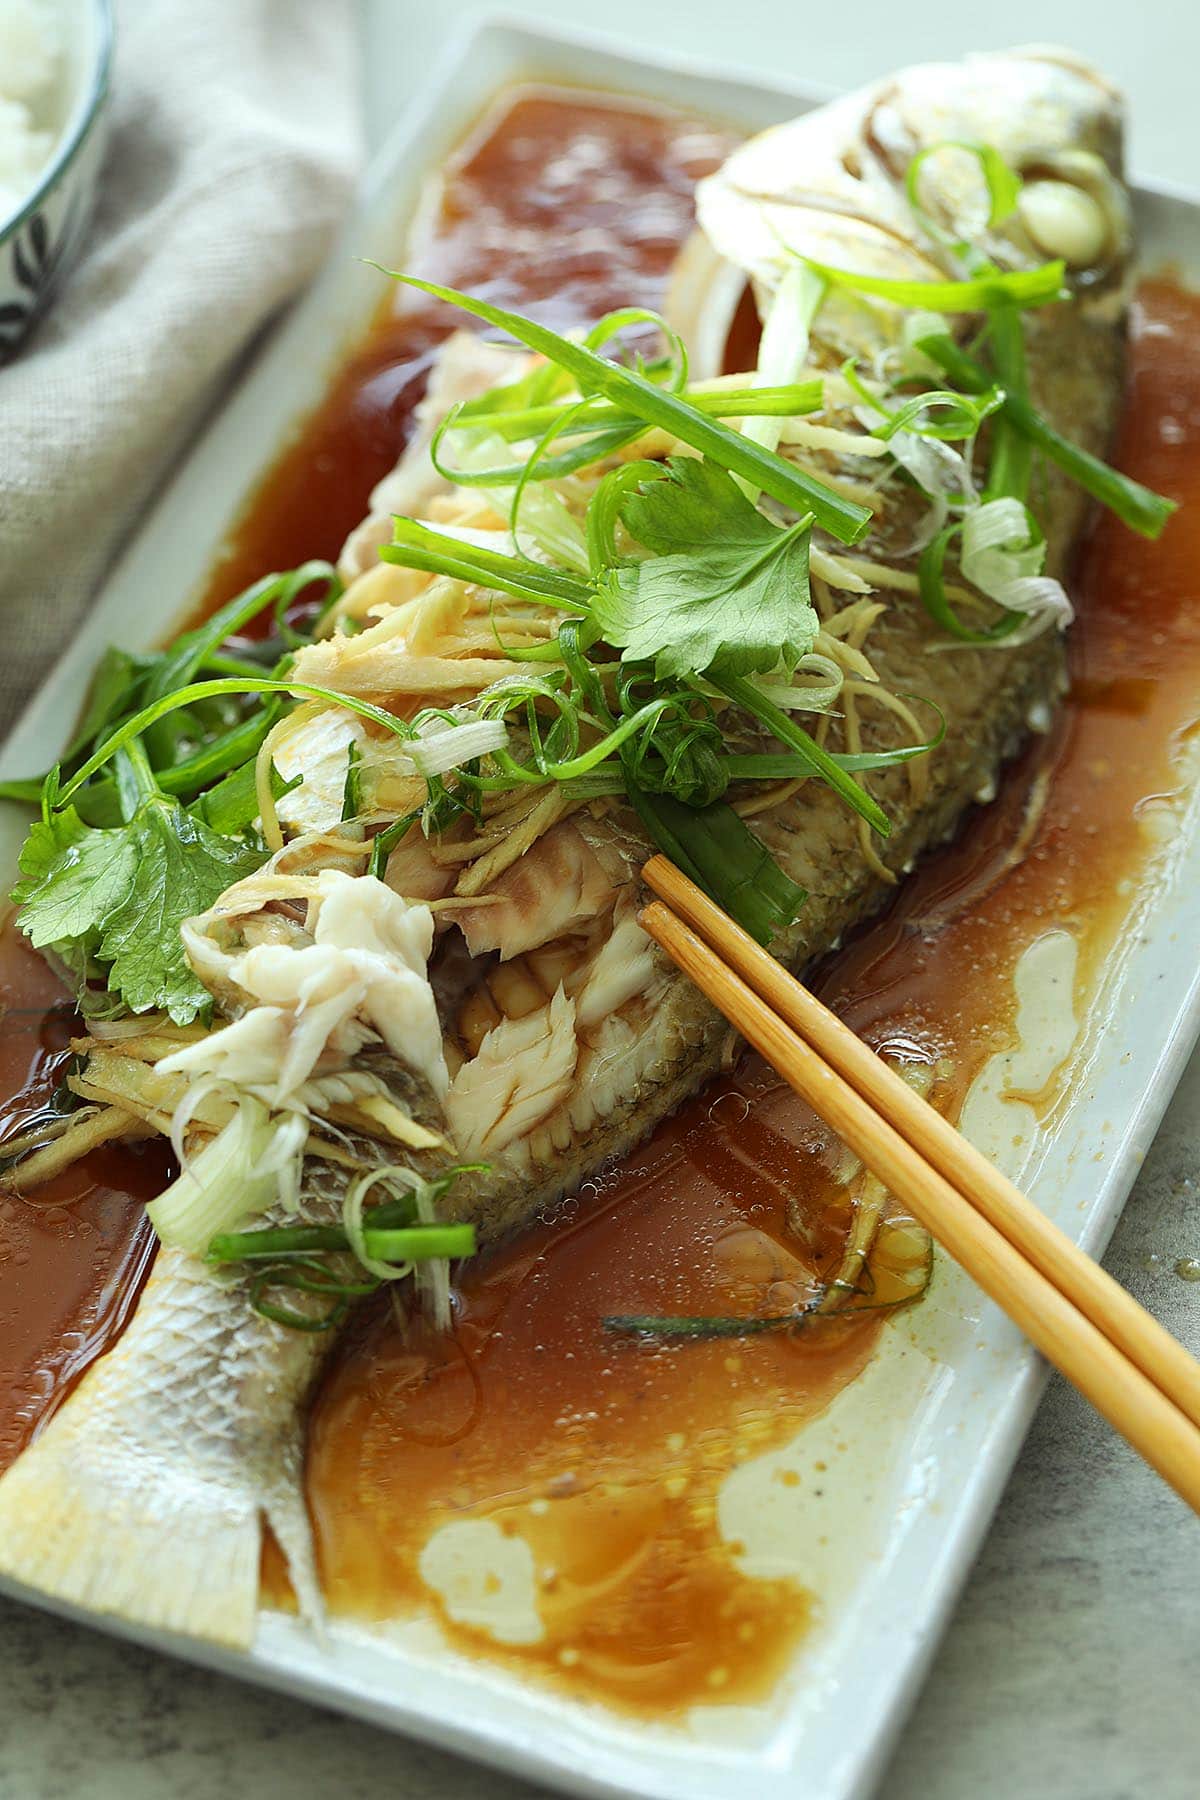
top-left (1, 17), bottom-right (1198, 1800)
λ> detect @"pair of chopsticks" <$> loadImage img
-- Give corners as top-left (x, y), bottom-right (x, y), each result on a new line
top-left (639, 854), bottom-right (1200, 1513)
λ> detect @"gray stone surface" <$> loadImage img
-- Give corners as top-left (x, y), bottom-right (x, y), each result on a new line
top-left (2, 5), bottom-right (1198, 1795)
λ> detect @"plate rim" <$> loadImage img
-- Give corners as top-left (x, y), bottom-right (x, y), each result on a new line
top-left (2, 15), bottom-right (1198, 1800)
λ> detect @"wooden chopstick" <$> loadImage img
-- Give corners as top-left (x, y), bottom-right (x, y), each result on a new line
top-left (639, 858), bottom-right (1200, 1514)
top-left (644, 854), bottom-right (1200, 1433)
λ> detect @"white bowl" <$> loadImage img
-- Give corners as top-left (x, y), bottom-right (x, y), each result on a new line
top-left (0, 0), bottom-right (112, 362)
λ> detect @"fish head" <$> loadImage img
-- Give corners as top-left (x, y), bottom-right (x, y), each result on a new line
top-left (693, 46), bottom-right (1130, 362)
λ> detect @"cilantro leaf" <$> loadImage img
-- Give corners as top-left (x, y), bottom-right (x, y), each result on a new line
top-left (14, 807), bottom-right (138, 952)
top-left (12, 796), bottom-right (263, 1025)
top-left (591, 458), bottom-right (818, 681)
top-left (95, 799), bottom-right (262, 1022)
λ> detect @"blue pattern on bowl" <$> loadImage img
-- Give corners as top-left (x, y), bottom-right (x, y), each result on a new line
top-left (0, 0), bottom-right (112, 364)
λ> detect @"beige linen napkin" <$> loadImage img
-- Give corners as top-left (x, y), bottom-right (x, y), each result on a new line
top-left (0, 0), bottom-right (360, 736)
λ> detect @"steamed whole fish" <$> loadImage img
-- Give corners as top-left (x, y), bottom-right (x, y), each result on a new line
top-left (0, 47), bottom-right (1134, 1647)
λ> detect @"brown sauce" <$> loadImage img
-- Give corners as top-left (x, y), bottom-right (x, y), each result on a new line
top-left (0, 935), bottom-right (166, 1467)
top-left (304, 290), bottom-right (1200, 1710)
top-left (307, 1063), bottom-right (882, 1711)
top-left (0, 81), bottom-right (1198, 1717)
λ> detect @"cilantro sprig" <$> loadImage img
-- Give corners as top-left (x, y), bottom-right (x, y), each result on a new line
top-left (1, 565), bottom-right (345, 1023)
top-left (592, 458), bottom-right (817, 680)
top-left (15, 759), bottom-right (264, 1023)
top-left (381, 443), bottom-right (890, 865)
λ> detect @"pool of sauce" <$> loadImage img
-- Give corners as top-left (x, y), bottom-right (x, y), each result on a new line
top-left (305, 1063), bottom-right (882, 1711)
top-left (0, 935), bottom-right (166, 1469)
top-left (0, 84), bottom-right (1198, 1716)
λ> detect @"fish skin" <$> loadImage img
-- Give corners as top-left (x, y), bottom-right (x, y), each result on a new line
top-left (0, 48), bottom-right (1129, 1646)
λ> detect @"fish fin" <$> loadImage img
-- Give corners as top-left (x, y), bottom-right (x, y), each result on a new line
top-left (261, 1436), bottom-right (328, 1640)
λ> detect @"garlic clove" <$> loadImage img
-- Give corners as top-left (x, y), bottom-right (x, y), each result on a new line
top-left (1017, 178), bottom-right (1109, 268)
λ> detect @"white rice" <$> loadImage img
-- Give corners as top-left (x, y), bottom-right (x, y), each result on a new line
top-left (0, 0), bottom-right (59, 224)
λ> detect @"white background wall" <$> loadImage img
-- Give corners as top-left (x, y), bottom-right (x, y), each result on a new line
top-left (362, 0), bottom-right (1200, 189)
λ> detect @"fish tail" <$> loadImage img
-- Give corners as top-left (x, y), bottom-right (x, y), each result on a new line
top-left (0, 1394), bottom-right (263, 1645)
top-left (0, 1245), bottom-right (325, 1648)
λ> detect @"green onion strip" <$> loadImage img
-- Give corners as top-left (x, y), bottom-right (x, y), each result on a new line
top-left (368, 267), bottom-right (873, 545)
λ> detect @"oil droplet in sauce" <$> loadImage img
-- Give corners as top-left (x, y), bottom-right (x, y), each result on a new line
top-left (0, 78), bottom-right (1198, 1722)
